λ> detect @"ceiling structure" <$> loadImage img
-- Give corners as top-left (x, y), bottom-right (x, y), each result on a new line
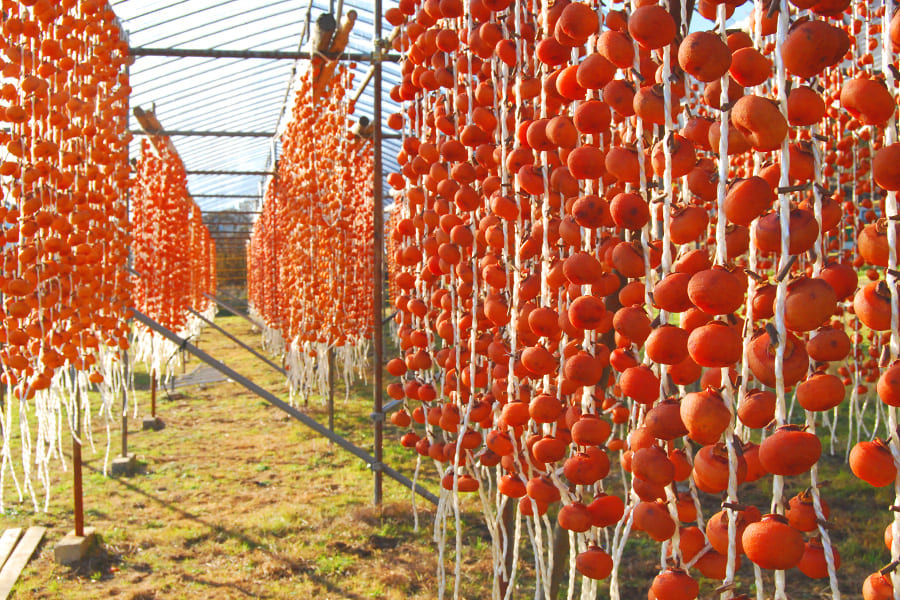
top-left (111, 0), bottom-right (402, 212)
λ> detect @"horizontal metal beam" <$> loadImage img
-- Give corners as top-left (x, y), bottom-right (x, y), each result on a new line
top-left (187, 307), bottom-right (286, 376)
top-left (131, 129), bottom-right (275, 138)
top-left (130, 307), bottom-right (438, 506)
top-left (203, 292), bottom-right (262, 328)
top-left (195, 195), bottom-right (260, 199)
top-left (132, 129), bottom-right (402, 140)
top-left (129, 46), bottom-right (400, 62)
top-left (187, 170), bottom-right (275, 176)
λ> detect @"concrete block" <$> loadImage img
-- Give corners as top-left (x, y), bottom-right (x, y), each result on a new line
top-left (142, 417), bottom-right (165, 431)
top-left (110, 453), bottom-right (137, 477)
top-left (53, 527), bottom-right (97, 565)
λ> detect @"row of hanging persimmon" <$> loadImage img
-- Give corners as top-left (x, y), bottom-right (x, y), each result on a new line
top-left (384, 0), bottom-right (900, 597)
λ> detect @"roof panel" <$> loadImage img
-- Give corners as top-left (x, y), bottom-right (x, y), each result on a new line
top-left (113, 0), bottom-right (400, 212)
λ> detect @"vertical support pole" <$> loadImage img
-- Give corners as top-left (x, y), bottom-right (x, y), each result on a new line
top-left (372, 0), bottom-right (384, 508)
top-left (498, 499), bottom-right (516, 597)
top-left (73, 386), bottom-right (84, 537)
top-left (121, 354), bottom-right (128, 457)
top-left (327, 345), bottom-right (335, 445)
top-left (150, 371), bottom-right (157, 419)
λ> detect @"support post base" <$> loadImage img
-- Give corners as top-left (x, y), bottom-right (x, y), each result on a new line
top-left (53, 527), bottom-right (97, 565)
top-left (142, 417), bottom-right (165, 431)
top-left (111, 453), bottom-right (137, 477)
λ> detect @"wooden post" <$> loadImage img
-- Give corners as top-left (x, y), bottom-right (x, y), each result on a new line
top-left (372, 0), bottom-right (384, 507)
top-left (310, 13), bottom-right (337, 56)
top-left (72, 387), bottom-right (84, 538)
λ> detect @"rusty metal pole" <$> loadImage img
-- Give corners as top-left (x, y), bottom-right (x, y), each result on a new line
top-left (372, 0), bottom-right (384, 507)
top-left (73, 386), bottom-right (84, 537)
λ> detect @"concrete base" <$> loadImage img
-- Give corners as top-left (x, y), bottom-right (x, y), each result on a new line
top-left (54, 527), bottom-right (97, 565)
top-left (142, 417), bottom-right (165, 431)
top-left (111, 453), bottom-right (137, 477)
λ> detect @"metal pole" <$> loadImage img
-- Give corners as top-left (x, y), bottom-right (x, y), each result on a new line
top-left (328, 345), bottom-right (335, 445)
top-left (349, 28), bottom-right (400, 106)
top-left (129, 308), bottom-right (438, 505)
top-left (73, 387), bottom-right (84, 537)
top-left (128, 47), bottom-right (400, 62)
top-left (129, 129), bottom-right (275, 138)
top-left (187, 307), bottom-right (286, 375)
top-left (187, 170), bottom-right (275, 176)
top-left (121, 353), bottom-right (128, 457)
top-left (372, 0), bottom-right (384, 508)
top-left (192, 195), bottom-right (261, 199)
top-left (202, 292), bottom-right (264, 328)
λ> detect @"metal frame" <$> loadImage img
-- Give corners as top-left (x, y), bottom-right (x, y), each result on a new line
top-left (130, 46), bottom-right (400, 62)
top-left (372, 0), bottom-right (384, 507)
top-left (130, 129), bottom-right (275, 137)
top-left (131, 308), bottom-right (438, 506)
top-left (187, 307), bottom-right (286, 375)
top-left (188, 170), bottom-right (275, 176)
top-left (203, 292), bottom-right (262, 328)
top-left (123, 2), bottom-right (399, 507)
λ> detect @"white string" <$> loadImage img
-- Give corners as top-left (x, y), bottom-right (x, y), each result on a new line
top-left (771, 1), bottom-right (791, 597)
top-left (881, 0), bottom-right (900, 594)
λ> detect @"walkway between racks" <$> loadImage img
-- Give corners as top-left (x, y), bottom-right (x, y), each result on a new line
top-left (130, 308), bottom-right (438, 506)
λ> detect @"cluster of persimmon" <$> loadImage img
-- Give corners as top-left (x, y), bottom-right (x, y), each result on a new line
top-left (247, 66), bottom-right (374, 363)
top-left (382, 0), bottom-right (900, 597)
top-left (131, 140), bottom-right (216, 335)
top-left (0, 0), bottom-right (132, 401)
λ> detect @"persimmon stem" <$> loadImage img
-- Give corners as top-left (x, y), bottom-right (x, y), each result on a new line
top-left (880, 560), bottom-right (900, 575)
top-left (775, 255), bottom-right (797, 282)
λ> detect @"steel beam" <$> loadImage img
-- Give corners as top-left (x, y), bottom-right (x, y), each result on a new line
top-left (187, 308), bottom-right (286, 376)
top-left (203, 292), bottom-right (263, 328)
top-left (372, 0), bottom-right (384, 508)
top-left (129, 46), bottom-right (400, 62)
top-left (130, 129), bottom-right (275, 138)
top-left (130, 308), bottom-right (438, 506)
top-left (187, 170), bottom-right (275, 176)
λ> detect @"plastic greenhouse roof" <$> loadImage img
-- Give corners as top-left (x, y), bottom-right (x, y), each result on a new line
top-left (111, 0), bottom-right (402, 212)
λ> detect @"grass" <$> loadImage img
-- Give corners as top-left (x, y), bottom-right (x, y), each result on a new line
top-left (0, 314), bottom-right (886, 599)
top-left (0, 315), bottom-right (461, 600)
